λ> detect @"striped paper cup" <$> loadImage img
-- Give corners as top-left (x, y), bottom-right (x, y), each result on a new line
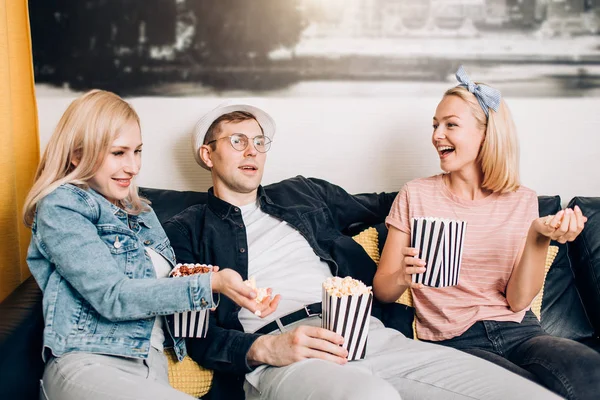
top-left (321, 287), bottom-right (373, 361)
top-left (168, 309), bottom-right (209, 338)
top-left (410, 217), bottom-right (467, 288)
top-left (167, 263), bottom-right (213, 338)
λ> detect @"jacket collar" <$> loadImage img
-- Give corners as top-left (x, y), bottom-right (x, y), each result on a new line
top-left (207, 186), bottom-right (273, 219)
top-left (86, 186), bottom-right (150, 226)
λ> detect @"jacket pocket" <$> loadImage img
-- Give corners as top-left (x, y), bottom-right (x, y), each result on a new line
top-left (75, 298), bottom-right (98, 333)
top-left (97, 225), bottom-right (139, 254)
top-left (97, 225), bottom-right (140, 277)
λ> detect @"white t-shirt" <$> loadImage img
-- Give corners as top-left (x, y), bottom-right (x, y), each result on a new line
top-left (146, 246), bottom-right (172, 351)
top-left (237, 201), bottom-right (333, 333)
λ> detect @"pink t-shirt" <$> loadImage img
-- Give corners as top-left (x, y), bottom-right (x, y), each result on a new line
top-left (386, 174), bottom-right (539, 341)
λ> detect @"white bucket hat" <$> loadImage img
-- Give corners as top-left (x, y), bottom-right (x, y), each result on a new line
top-left (192, 101), bottom-right (276, 170)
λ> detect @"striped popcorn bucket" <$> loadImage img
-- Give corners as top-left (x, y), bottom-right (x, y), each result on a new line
top-left (321, 287), bottom-right (373, 360)
top-left (410, 217), bottom-right (467, 288)
top-left (168, 310), bottom-right (209, 338)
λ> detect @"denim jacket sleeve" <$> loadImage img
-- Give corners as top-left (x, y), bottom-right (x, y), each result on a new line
top-left (31, 186), bottom-right (216, 321)
top-left (303, 176), bottom-right (397, 230)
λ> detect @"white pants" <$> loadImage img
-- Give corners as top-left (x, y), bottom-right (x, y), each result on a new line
top-left (40, 347), bottom-right (196, 400)
top-left (244, 316), bottom-right (561, 400)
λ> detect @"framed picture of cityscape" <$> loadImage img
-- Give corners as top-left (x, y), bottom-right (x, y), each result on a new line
top-left (30, 0), bottom-right (600, 96)
top-left (30, 0), bottom-right (600, 98)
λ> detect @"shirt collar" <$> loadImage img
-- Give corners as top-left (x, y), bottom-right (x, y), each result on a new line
top-left (207, 186), bottom-right (273, 219)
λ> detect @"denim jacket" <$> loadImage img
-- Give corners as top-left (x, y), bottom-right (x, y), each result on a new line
top-left (27, 184), bottom-right (216, 362)
top-left (164, 176), bottom-right (397, 399)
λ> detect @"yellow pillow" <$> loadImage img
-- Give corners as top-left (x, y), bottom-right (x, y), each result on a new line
top-left (352, 228), bottom-right (560, 337)
top-left (531, 245), bottom-right (559, 319)
top-left (165, 348), bottom-right (213, 398)
top-left (352, 227), bottom-right (380, 263)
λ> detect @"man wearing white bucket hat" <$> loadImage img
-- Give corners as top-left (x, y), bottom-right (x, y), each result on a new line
top-left (165, 101), bottom-right (560, 400)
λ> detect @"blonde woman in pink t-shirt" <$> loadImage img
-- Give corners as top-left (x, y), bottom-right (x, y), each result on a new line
top-left (374, 66), bottom-right (600, 400)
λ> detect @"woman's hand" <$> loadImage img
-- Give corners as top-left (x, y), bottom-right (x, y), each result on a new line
top-left (533, 206), bottom-right (587, 244)
top-left (397, 247), bottom-right (427, 290)
top-left (375, 227), bottom-right (425, 303)
top-left (211, 269), bottom-right (280, 318)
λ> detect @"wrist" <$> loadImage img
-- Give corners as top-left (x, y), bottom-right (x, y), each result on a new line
top-left (210, 271), bottom-right (221, 293)
top-left (529, 224), bottom-right (551, 246)
top-left (396, 270), bottom-right (410, 288)
top-left (247, 335), bottom-right (269, 366)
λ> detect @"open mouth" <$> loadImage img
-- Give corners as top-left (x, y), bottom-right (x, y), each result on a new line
top-left (438, 146), bottom-right (455, 156)
top-left (239, 166), bottom-right (258, 171)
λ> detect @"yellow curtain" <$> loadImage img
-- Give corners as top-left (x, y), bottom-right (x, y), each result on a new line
top-left (0, 0), bottom-right (39, 302)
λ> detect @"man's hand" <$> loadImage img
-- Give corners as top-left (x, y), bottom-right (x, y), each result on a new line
top-left (211, 269), bottom-right (279, 317)
top-left (247, 325), bottom-right (348, 367)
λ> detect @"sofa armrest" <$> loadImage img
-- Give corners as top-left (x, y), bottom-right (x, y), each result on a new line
top-left (567, 197), bottom-right (600, 336)
top-left (0, 276), bottom-right (45, 400)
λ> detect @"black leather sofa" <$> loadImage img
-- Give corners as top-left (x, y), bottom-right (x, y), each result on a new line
top-left (1, 187), bottom-right (598, 400)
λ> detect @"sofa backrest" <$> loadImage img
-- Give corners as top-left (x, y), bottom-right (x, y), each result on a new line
top-left (140, 187), bottom-right (208, 224)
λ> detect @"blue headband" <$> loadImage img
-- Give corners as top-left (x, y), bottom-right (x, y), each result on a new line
top-left (455, 65), bottom-right (501, 118)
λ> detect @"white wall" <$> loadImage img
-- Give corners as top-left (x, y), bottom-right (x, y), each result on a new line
top-left (36, 94), bottom-right (600, 202)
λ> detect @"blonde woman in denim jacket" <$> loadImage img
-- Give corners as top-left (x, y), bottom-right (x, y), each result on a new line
top-left (23, 90), bottom-right (275, 400)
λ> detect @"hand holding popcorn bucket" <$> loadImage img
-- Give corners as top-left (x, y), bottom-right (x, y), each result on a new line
top-left (411, 217), bottom-right (467, 288)
top-left (321, 277), bottom-right (373, 360)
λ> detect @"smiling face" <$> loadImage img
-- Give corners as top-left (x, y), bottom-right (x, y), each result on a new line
top-left (201, 118), bottom-right (267, 204)
top-left (432, 95), bottom-right (486, 175)
top-left (86, 121), bottom-right (142, 204)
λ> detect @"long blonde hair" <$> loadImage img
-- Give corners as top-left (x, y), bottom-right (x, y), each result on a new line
top-left (23, 90), bottom-right (149, 226)
top-left (443, 86), bottom-right (520, 193)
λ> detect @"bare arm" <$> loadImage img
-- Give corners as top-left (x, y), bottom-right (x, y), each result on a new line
top-left (506, 207), bottom-right (586, 312)
top-left (373, 226), bottom-right (425, 303)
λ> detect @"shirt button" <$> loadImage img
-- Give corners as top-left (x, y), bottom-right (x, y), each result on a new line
top-left (234, 207), bottom-right (240, 212)
top-left (143, 240), bottom-right (152, 245)
top-left (238, 224), bottom-right (243, 228)
top-left (239, 248), bottom-right (246, 253)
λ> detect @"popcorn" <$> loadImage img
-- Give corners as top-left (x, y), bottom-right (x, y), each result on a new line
top-left (170, 263), bottom-right (213, 277)
top-left (323, 276), bottom-right (372, 297)
top-left (244, 276), bottom-right (269, 303)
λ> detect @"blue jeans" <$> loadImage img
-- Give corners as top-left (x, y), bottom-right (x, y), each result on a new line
top-left (433, 311), bottom-right (600, 400)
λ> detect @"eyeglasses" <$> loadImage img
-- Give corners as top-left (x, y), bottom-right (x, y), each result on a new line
top-left (206, 133), bottom-right (272, 153)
